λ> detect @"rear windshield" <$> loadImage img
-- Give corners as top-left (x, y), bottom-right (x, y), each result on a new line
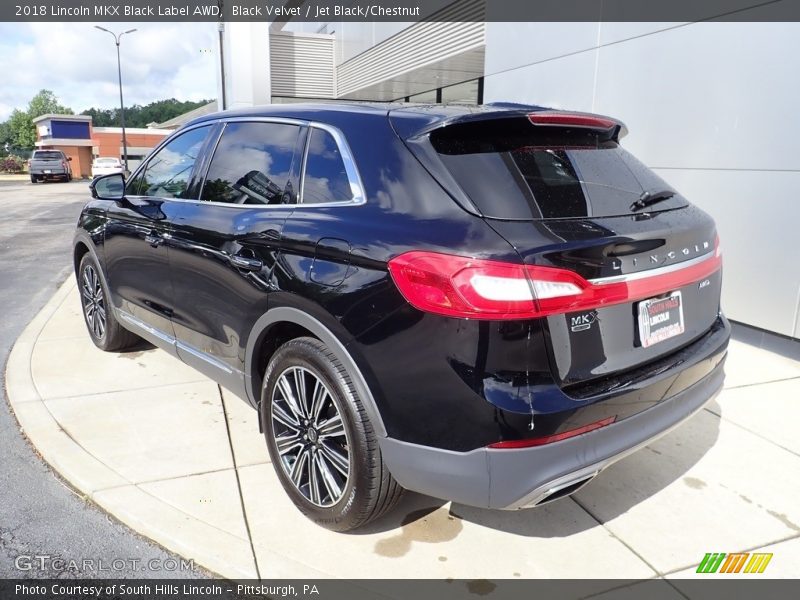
top-left (430, 118), bottom-right (687, 220)
top-left (33, 151), bottom-right (63, 160)
top-left (95, 158), bottom-right (119, 164)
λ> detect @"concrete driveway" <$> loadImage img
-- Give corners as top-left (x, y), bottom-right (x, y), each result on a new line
top-left (7, 274), bottom-right (800, 584)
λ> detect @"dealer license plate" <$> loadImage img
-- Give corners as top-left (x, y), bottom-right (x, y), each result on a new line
top-left (637, 291), bottom-right (685, 348)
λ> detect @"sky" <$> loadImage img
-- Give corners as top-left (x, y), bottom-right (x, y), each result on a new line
top-left (0, 22), bottom-right (219, 121)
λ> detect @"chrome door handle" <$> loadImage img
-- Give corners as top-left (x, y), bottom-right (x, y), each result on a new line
top-left (144, 232), bottom-right (163, 247)
top-left (229, 254), bottom-right (263, 271)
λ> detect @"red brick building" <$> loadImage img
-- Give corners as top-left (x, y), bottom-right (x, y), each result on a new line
top-left (32, 114), bottom-right (170, 178)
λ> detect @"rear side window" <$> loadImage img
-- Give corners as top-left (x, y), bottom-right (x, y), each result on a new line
top-left (130, 126), bottom-right (211, 198)
top-left (301, 128), bottom-right (354, 204)
top-left (200, 122), bottom-right (300, 205)
top-left (431, 118), bottom-right (686, 220)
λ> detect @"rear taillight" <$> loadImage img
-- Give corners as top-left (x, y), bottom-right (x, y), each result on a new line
top-left (387, 252), bottom-right (536, 319)
top-left (387, 240), bottom-right (721, 320)
top-left (488, 416), bottom-right (617, 448)
top-left (528, 112), bottom-right (618, 130)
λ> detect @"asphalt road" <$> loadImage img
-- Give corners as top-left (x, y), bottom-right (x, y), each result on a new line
top-left (0, 179), bottom-right (206, 579)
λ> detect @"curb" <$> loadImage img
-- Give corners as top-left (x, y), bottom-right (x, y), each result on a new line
top-left (4, 279), bottom-right (260, 579)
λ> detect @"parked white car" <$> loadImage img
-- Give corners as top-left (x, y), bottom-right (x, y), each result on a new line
top-left (91, 157), bottom-right (124, 179)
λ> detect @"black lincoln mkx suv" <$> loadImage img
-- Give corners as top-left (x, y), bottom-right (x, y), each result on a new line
top-left (74, 102), bottom-right (729, 531)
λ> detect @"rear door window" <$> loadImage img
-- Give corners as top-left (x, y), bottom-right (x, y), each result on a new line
top-left (200, 122), bottom-right (300, 205)
top-left (431, 118), bottom-right (687, 220)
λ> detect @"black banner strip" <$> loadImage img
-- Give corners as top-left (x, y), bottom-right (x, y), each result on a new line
top-left (2, 0), bottom-right (799, 23)
top-left (2, 579), bottom-right (800, 600)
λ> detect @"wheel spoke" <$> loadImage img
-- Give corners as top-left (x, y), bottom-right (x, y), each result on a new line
top-left (319, 442), bottom-right (349, 477)
top-left (275, 432), bottom-right (302, 456)
top-left (315, 452), bottom-right (342, 500)
top-left (309, 450), bottom-right (322, 505)
top-left (277, 374), bottom-right (305, 423)
top-left (290, 448), bottom-right (309, 486)
top-left (293, 368), bottom-right (309, 418)
top-left (82, 270), bottom-right (92, 293)
top-left (272, 403), bottom-right (300, 430)
top-left (309, 379), bottom-right (328, 424)
top-left (317, 414), bottom-right (345, 439)
top-left (91, 269), bottom-right (100, 296)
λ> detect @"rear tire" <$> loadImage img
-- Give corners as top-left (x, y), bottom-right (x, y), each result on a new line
top-left (30, 175), bottom-right (37, 184)
top-left (262, 337), bottom-right (403, 531)
top-left (78, 253), bottom-right (140, 352)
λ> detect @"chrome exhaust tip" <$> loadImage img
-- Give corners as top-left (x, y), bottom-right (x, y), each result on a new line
top-left (520, 471), bottom-right (599, 509)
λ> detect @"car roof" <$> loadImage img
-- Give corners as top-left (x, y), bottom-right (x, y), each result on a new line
top-left (185, 101), bottom-right (400, 128)
top-left (182, 101), bottom-right (552, 137)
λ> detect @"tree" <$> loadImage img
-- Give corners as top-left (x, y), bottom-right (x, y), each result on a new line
top-left (0, 120), bottom-right (11, 156)
top-left (7, 109), bottom-right (36, 151)
top-left (81, 98), bottom-right (213, 128)
top-left (27, 89), bottom-right (73, 119)
top-left (82, 107), bottom-right (114, 127)
top-left (2, 89), bottom-right (74, 151)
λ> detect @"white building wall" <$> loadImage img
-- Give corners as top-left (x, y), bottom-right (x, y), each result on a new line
top-left (219, 22), bottom-right (272, 109)
top-left (283, 19), bottom-right (410, 65)
top-left (282, 0), bottom-right (458, 66)
top-left (270, 32), bottom-right (336, 99)
top-left (485, 22), bottom-right (800, 338)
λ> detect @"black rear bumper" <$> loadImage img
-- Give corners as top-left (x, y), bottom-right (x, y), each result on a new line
top-left (379, 315), bottom-right (729, 509)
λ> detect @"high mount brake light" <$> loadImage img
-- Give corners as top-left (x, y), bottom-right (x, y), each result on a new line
top-left (387, 241), bottom-right (721, 320)
top-left (528, 112), bottom-right (618, 130)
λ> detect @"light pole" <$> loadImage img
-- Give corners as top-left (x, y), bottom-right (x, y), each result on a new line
top-left (95, 26), bottom-right (137, 172)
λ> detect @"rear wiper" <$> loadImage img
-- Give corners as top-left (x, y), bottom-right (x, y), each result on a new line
top-left (630, 189), bottom-right (675, 212)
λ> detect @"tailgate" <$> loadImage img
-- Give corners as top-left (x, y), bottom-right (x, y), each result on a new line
top-left (404, 108), bottom-right (724, 387)
top-left (32, 159), bottom-right (63, 167)
top-left (487, 207), bottom-right (722, 386)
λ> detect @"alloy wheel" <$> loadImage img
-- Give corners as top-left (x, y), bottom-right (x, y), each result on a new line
top-left (81, 265), bottom-right (106, 340)
top-left (270, 366), bottom-right (351, 507)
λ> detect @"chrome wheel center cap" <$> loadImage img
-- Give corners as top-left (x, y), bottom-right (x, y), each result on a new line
top-left (307, 427), bottom-right (319, 444)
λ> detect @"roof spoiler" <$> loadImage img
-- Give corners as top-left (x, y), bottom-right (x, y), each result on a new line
top-left (390, 105), bottom-right (628, 142)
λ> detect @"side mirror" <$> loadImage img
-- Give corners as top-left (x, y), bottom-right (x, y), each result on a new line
top-left (91, 172), bottom-right (125, 200)
top-left (67, 156), bottom-right (72, 161)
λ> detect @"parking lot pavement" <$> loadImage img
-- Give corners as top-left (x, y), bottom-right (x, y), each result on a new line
top-left (0, 180), bottom-right (208, 579)
top-left (6, 276), bottom-right (800, 581)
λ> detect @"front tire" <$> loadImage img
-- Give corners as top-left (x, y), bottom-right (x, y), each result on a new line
top-left (78, 254), bottom-right (140, 352)
top-left (262, 337), bottom-right (403, 531)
